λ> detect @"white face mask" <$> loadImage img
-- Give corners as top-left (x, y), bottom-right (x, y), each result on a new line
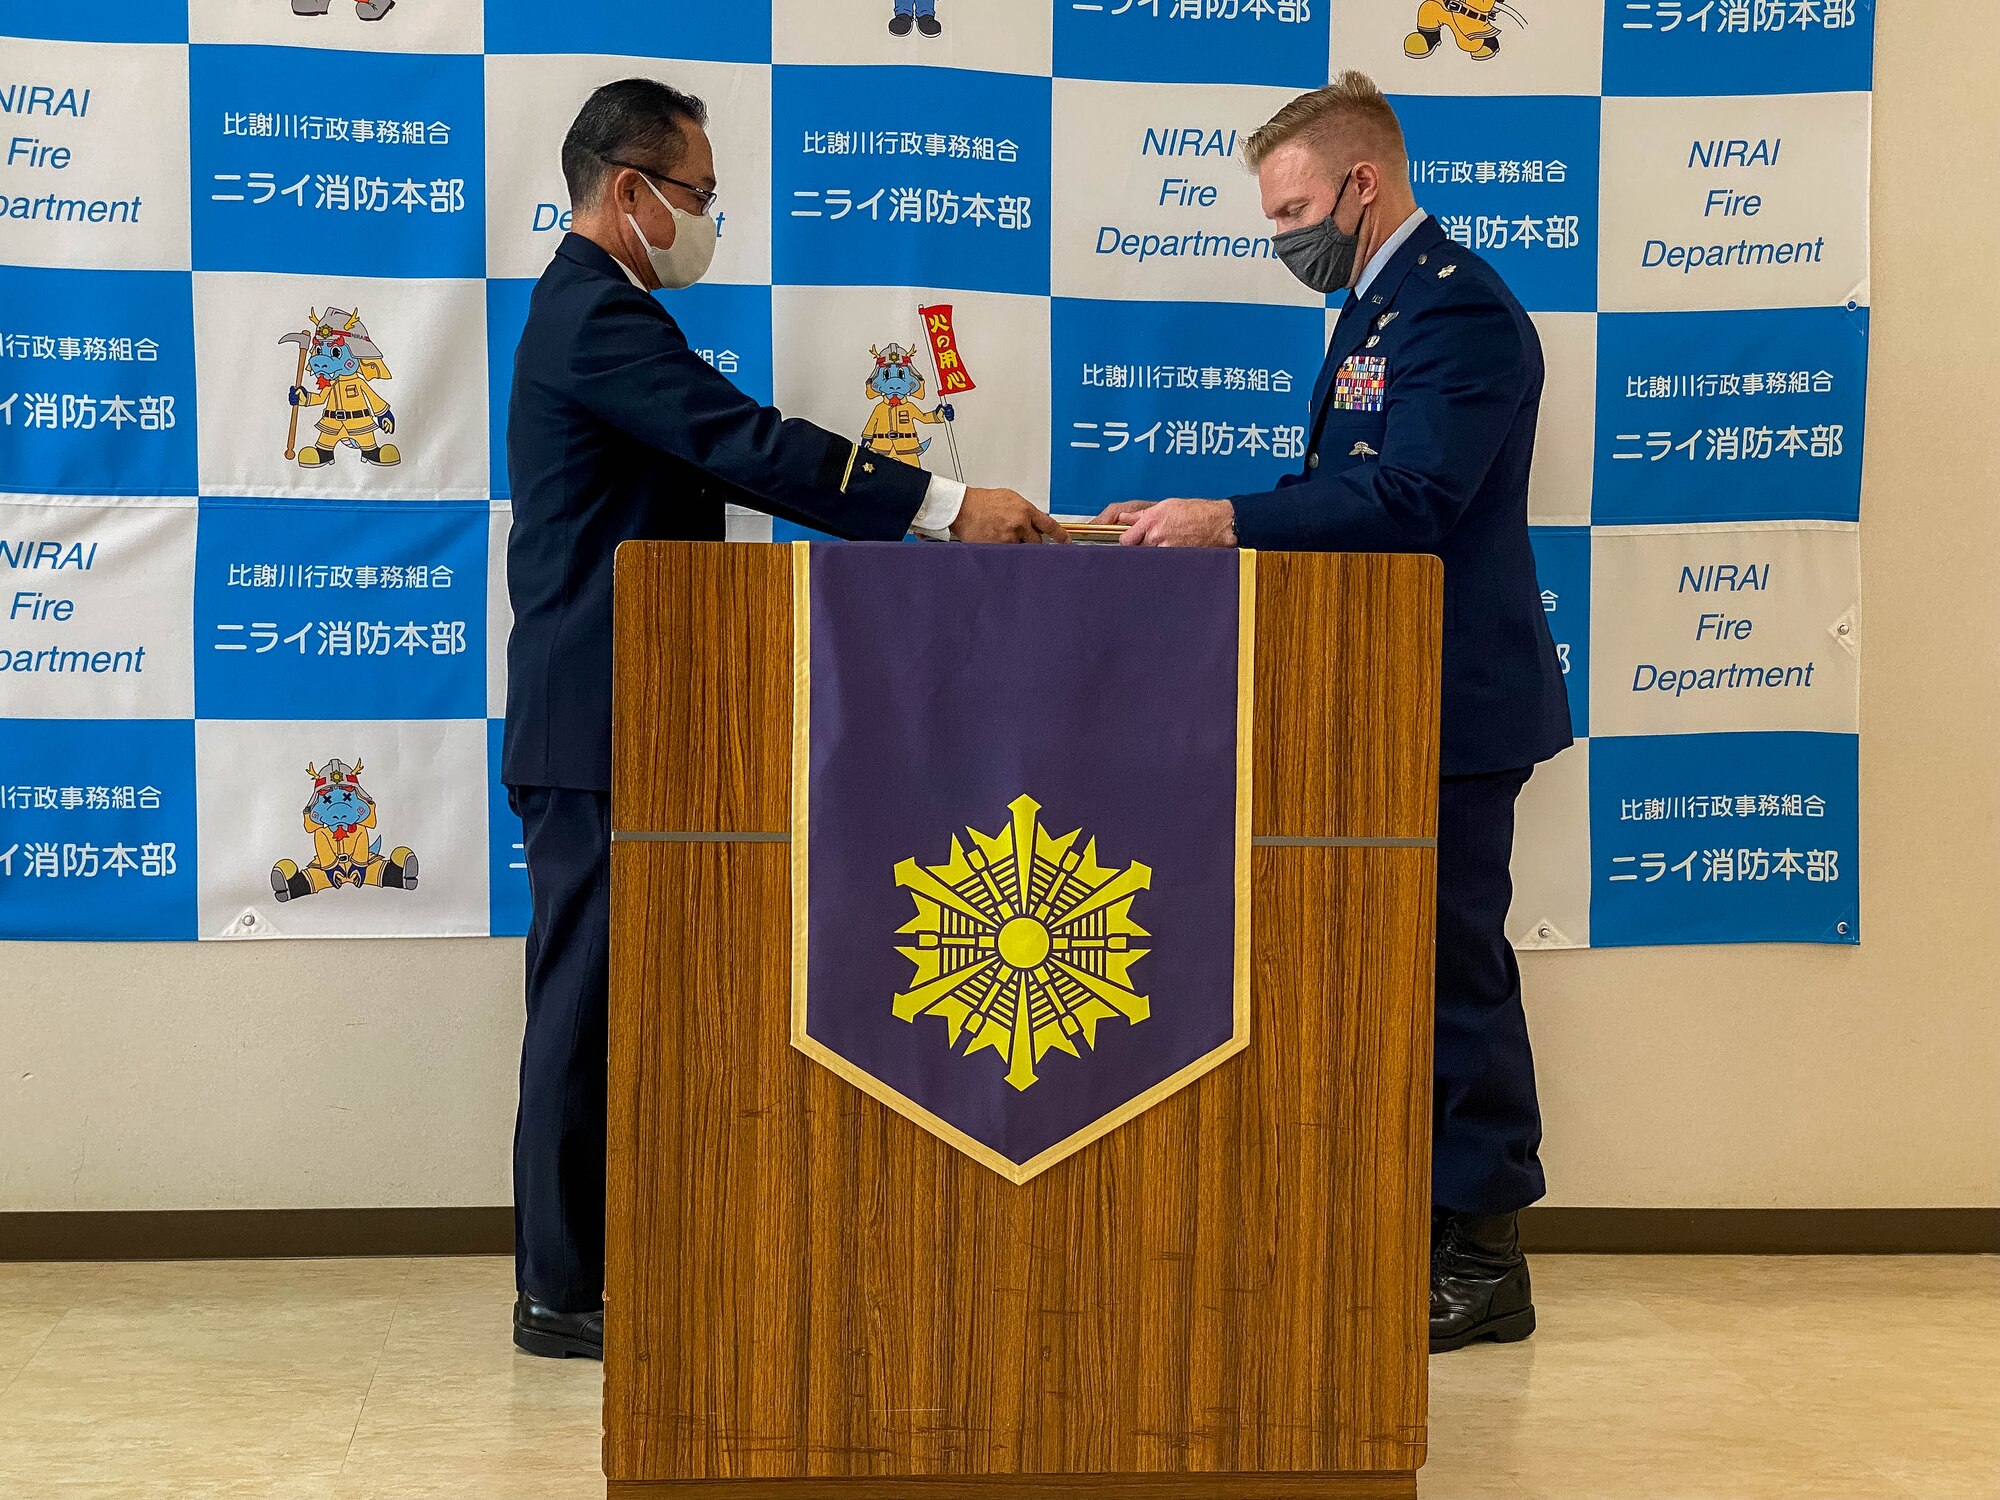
top-left (626, 174), bottom-right (716, 290)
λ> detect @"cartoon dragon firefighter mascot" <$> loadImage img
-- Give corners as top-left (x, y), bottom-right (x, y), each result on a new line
top-left (291, 0), bottom-right (395, 20)
top-left (280, 306), bottom-right (402, 469)
top-left (859, 341), bottom-right (955, 468)
top-left (1406, 0), bottom-right (1526, 61)
top-left (270, 758), bottom-right (419, 901)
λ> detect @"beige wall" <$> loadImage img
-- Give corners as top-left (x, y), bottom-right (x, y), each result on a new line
top-left (3, 6), bottom-right (1995, 1214)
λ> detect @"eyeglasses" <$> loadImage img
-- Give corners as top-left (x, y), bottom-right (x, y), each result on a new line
top-left (601, 155), bottom-right (719, 215)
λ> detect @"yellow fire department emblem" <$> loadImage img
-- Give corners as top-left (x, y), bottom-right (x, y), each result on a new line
top-left (893, 795), bottom-right (1152, 1092)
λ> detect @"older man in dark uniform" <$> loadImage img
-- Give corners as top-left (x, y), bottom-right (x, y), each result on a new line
top-left (503, 79), bottom-right (1061, 1359)
top-left (1101, 72), bottom-right (1571, 1352)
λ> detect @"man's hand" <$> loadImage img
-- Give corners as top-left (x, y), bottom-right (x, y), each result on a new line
top-left (1090, 499), bottom-right (1157, 525)
top-left (951, 487), bottom-right (1070, 543)
top-left (1122, 498), bottom-right (1236, 548)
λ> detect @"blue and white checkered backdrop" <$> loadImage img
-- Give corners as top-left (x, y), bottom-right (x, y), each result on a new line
top-left (0, 0), bottom-right (1871, 945)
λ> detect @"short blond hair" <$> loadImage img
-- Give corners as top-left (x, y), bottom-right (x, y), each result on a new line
top-left (1243, 71), bottom-right (1406, 173)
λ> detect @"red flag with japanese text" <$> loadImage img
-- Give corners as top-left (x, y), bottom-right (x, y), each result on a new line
top-left (917, 303), bottom-right (976, 396)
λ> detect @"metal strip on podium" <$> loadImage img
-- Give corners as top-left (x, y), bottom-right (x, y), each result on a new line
top-left (611, 831), bottom-right (789, 842)
top-left (1253, 834), bottom-right (1434, 848)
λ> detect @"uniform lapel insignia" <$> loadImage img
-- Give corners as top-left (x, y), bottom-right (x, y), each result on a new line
top-left (1438, 263), bottom-right (1458, 279)
top-left (862, 461), bottom-right (875, 473)
top-left (1365, 334), bottom-right (1380, 348)
top-left (1350, 441), bottom-right (1379, 457)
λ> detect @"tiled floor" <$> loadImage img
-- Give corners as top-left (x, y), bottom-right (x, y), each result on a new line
top-left (0, 1255), bottom-right (1992, 1499)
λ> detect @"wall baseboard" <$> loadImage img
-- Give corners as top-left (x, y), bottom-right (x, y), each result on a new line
top-left (1516, 1207), bottom-right (2000, 1255)
top-left (0, 1206), bottom-right (1993, 1262)
top-left (0, 1207), bottom-right (515, 1261)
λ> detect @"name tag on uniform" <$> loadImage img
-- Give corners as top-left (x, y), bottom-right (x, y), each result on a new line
top-left (1332, 355), bottom-right (1387, 413)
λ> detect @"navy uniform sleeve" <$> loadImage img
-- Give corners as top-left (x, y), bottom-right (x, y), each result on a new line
top-left (1230, 293), bottom-right (1526, 553)
top-left (564, 284), bottom-right (929, 541)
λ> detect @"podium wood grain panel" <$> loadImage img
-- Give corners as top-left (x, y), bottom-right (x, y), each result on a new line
top-left (612, 540), bottom-right (793, 836)
top-left (1251, 549), bottom-right (1442, 841)
top-left (606, 545), bottom-right (1438, 1498)
top-left (608, 1478), bottom-right (1416, 1499)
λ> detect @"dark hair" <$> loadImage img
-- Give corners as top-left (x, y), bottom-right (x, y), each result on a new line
top-left (560, 78), bottom-right (709, 205)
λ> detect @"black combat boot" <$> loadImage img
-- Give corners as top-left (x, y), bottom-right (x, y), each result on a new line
top-left (1430, 1210), bottom-right (1535, 1353)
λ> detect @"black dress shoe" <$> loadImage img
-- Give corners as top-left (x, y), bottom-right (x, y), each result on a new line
top-left (513, 1291), bottom-right (603, 1360)
top-left (1430, 1210), bottom-right (1535, 1353)
top-left (888, 13), bottom-right (914, 34)
top-left (916, 14), bottom-right (942, 35)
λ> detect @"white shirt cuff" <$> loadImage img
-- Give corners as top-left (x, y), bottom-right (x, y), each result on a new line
top-left (911, 474), bottom-right (966, 540)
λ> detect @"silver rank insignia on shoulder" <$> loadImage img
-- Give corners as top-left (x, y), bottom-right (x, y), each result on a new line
top-left (1350, 441), bottom-right (1379, 457)
top-left (1377, 311), bottom-right (1398, 330)
top-left (1438, 263), bottom-right (1458, 279)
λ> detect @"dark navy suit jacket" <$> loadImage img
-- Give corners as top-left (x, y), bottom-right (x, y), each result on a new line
top-left (502, 233), bottom-right (928, 791)
top-left (1230, 216), bottom-right (1573, 777)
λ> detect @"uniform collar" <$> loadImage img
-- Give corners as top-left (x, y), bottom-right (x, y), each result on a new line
top-left (557, 230), bottom-right (648, 290)
top-left (1353, 207), bottom-right (1427, 302)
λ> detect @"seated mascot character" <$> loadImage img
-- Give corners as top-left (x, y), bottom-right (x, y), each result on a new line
top-left (271, 758), bottom-right (419, 902)
top-left (859, 342), bottom-right (954, 468)
top-left (1406, 0), bottom-right (1520, 60)
top-left (291, 0), bottom-right (395, 20)
top-left (282, 307), bottom-right (401, 469)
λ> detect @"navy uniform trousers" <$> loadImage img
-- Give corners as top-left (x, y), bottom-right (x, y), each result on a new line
top-left (1228, 217), bottom-right (1568, 1217)
top-left (1434, 766), bottom-right (1545, 1214)
top-left (498, 234), bottom-right (931, 1313)
top-left (507, 784), bottom-right (611, 1314)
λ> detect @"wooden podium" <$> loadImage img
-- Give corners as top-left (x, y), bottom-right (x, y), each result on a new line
top-left (606, 542), bottom-right (1441, 1500)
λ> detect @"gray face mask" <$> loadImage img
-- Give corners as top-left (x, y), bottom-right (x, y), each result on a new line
top-left (1272, 171), bottom-right (1361, 295)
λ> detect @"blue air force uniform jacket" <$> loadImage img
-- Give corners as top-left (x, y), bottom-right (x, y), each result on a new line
top-left (502, 233), bottom-right (929, 791)
top-left (1230, 216), bottom-right (1573, 777)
